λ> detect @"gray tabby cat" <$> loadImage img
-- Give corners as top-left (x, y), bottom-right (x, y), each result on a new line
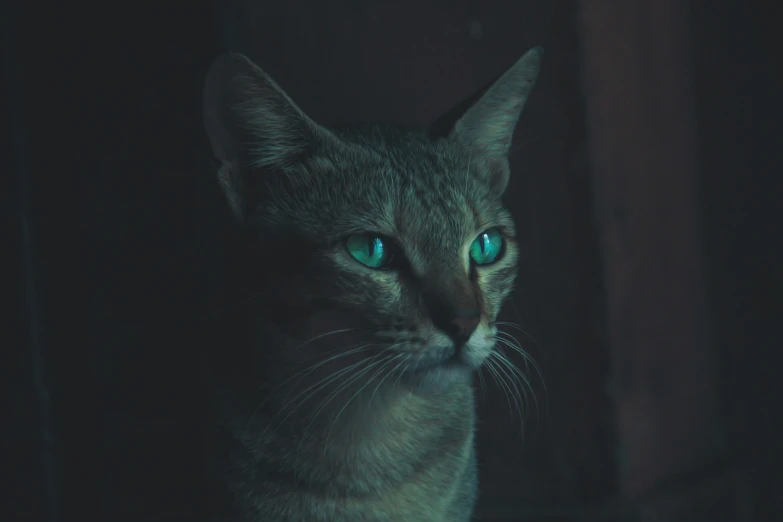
top-left (202, 46), bottom-right (542, 522)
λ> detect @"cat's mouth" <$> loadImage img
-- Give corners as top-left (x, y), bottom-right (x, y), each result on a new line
top-left (400, 345), bottom-right (476, 392)
top-left (409, 332), bottom-right (495, 374)
top-left (408, 345), bottom-right (460, 373)
top-left (407, 339), bottom-right (490, 375)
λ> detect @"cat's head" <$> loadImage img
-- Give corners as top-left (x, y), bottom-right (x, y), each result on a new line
top-left (203, 48), bottom-right (542, 396)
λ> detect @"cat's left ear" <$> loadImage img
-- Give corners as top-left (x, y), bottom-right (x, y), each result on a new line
top-left (448, 47), bottom-right (543, 196)
top-left (202, 52), bottom-right (343, 220)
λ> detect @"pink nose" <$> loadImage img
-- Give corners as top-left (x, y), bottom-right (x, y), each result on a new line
top-left (449, 315), bottom-right (480, 343)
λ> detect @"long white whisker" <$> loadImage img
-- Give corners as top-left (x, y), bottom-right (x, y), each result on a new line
top-left (294, 357), bottom-right (387, 454)
top-left (263, 356), bottom-right (372, 438)
top-left (496, 343), bottom-right (534, 416)
top-left (489, 351), bottom-right (524, 431)
top-left (391, 356), bottom-right (413, 388)
top-left (293, 328), bottom-right (358, 351)
top-left (246, 343), bottom-right (372, 430)
top-left (303, 343), bottom-right (402, 439)
top-left (476, 365), bottom-right (488, 398)
top-left (283, 344), bottom-right (371, 391)
top-left (367, 351), bottom-right (410, 407)
top-left (327, 353), bottom-right (403, 436)
top-left (494, 330), bottom-right (547, 428)
top-left (494, 329), bottom-right (547, 406)
top-left (484, 356), bottom-right (513, 415)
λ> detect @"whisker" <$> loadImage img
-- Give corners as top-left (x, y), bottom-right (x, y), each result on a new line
top-left (295, 359), bottom-right (385, 454)
top-left (494, 330), bottom-right (547, 404)
top-left (329, 352), bottom-right (402, 426)
top-left (366, 351), bottom-right (410, 407)
top-left (256, 342), bottom-right (370, 399)
top-left (489, 351), bottom-right (525, 433)
top-left (301, 353), bottom-right (399, 454)
top-left (391, 357), bottom-right (412, 389)
top-left (476, 365), bottom-right (488, 398)
top-left (323, 352), bottom-right (405, 451)
top-left (495, 320), bottom-right (540, 350)
top-left (495, 343), bottom-right (534, 416)
top-left (494, 330), bottom-right (540, 377)
top-left (246, 331), bottom-right (369, 429)
top-left (496, 348), bottom-right (536, 437)
top-left (484, 357), bottom-right (514, 416)
top-left (493, 331), bottom-right (547, 429)
top-left (292, 328), bottom-right (358, 351)
top-left (262, 356), bottom-right (372, 438)
top-left (301, 343), bottom-right (401, 438)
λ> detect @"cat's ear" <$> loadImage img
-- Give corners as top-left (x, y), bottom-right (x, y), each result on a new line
top-left (449, 46), bottom-right (543, 196)
top-left (202, 52), bottom-right (335, 220)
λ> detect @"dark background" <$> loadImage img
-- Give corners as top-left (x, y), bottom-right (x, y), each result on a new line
top-left (4, 0), bottom-right (782, 520)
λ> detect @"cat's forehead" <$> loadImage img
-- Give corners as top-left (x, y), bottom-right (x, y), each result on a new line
top-left (260, 133), bottom-right (511, 252)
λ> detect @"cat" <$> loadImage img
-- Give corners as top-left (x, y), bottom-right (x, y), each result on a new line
top-left (201, 46), bottom-right (542, 522)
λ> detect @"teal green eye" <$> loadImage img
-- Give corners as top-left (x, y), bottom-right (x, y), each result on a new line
top-left (346, 234), bottom-right (393, 269)
top-left (469, 229), bottom-right (504, 265)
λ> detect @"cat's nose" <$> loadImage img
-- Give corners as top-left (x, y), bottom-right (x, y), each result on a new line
top-left (447, 309), bottom-right (480, 345)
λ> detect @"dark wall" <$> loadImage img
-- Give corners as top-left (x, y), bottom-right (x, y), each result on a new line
top-left (6, 1), bottom-right (222, 520)
top-left (692, 0), bottom-right (783, 517)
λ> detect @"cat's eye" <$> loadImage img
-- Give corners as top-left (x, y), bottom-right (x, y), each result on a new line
top-left (346, 234), bottom-right (393, 269)
top-left (469, 229), bottom-right (504, 265)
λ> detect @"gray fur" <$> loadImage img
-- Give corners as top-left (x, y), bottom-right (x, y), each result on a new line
top-left (202, 47), bottom-right (542, 522)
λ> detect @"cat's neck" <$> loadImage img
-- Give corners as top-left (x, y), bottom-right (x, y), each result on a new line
top-left (224, 380), bottom-right (475, 496)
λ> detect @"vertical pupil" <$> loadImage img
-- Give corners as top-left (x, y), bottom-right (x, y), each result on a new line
top-left (481, 233), bottom-right (488, 254)
top-left (368, 238), bottom-right (376, 257)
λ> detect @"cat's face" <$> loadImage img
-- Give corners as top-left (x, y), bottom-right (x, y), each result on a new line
top-left (203, 49), bottom-right (541, 393)
top-left (249, 133), bottom-right (519, 390)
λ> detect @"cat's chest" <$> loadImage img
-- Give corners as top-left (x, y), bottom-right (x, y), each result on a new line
top-left (234, 428), bottom-right (477, 522)
top-left (294, 432), bottom-right (476, 522)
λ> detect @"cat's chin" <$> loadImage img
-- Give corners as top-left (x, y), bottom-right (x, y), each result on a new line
top-left (402, 359), bottom-right (474, 394)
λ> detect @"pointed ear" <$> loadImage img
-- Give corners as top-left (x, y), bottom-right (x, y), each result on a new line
top-left (449, 46), bottom-right (543, 196)
top-left (202, 53), bottom-right (333, 220)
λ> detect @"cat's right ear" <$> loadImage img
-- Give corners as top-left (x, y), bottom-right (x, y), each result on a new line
top-left (202, 53), bottom-right (334, 220)
top-left (440, 47), bottom-right (543, 197)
